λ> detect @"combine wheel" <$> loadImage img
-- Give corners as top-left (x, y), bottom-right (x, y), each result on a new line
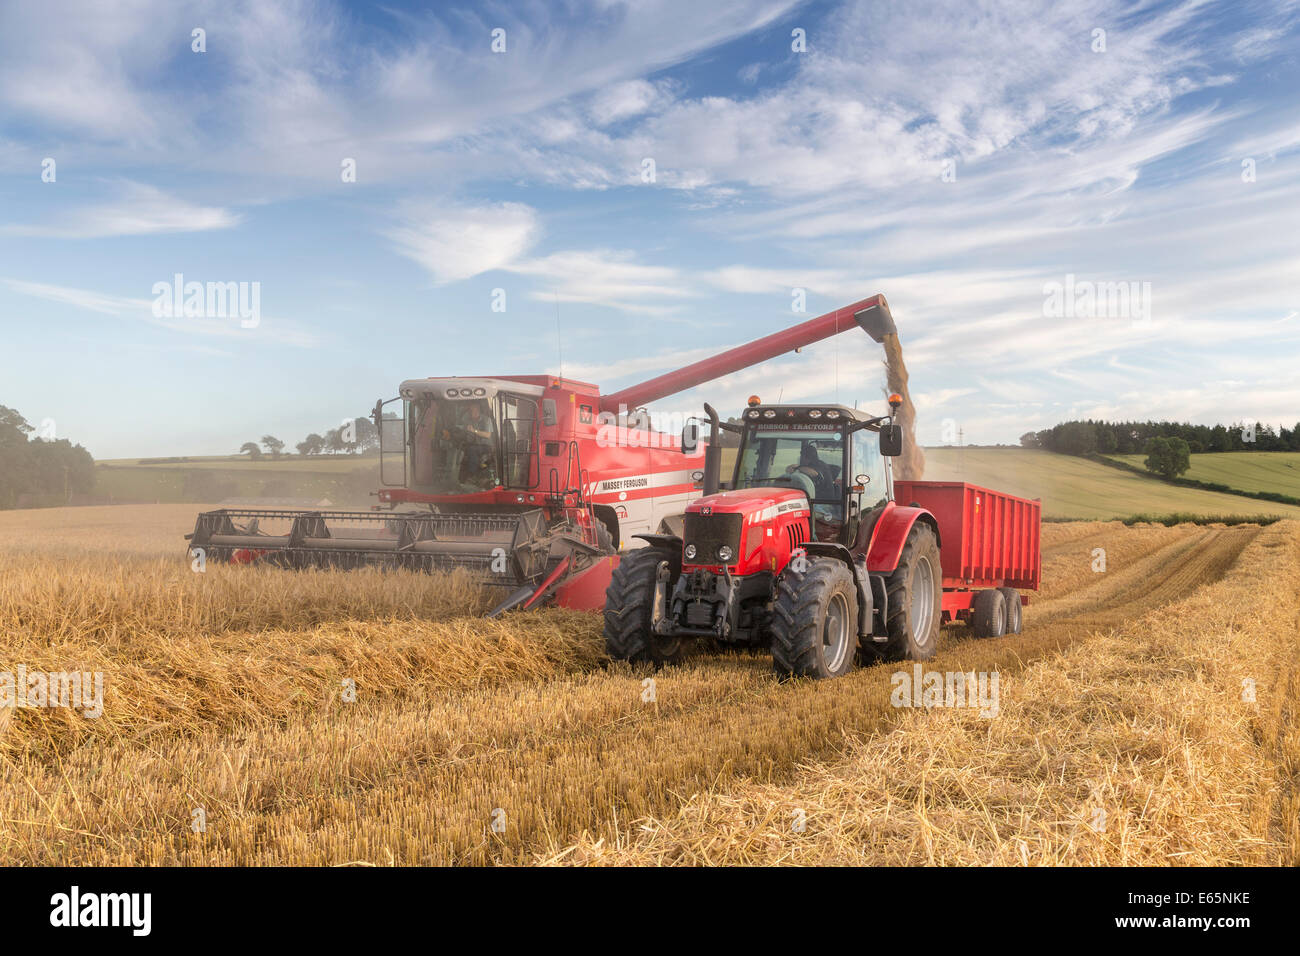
top-left (998, 587), bottom-right (1022, 634)
top-left (971, 589), bottom-right (1007, 638)
top-left (864, 523), bottom-right (942, 662)
top-left (602, 548), bottom-right (683, 665)
top-left (770, 557), bottom-right (858, 679)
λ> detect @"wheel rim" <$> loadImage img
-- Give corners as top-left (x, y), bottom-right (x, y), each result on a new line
top-left (822, 592), bottom-right (850, 671)
top-left (912, 555), bottom-right (935, 646)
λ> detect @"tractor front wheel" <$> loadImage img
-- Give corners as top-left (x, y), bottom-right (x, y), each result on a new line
top-left (603, 548), bottom-right (683, 666)
top-left (771, 557), bottom-right (859, 679)
top-left (866, 523), bottom-right (942, 662)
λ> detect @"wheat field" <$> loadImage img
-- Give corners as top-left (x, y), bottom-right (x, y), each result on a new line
top-left (0, 504), bottom-right (1295, 865)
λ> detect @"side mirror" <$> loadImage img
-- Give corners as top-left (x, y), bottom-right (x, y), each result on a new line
top-left (879, 423), bottom-right (903, 458)
top-left (681, 421), bottom-right (700, 455)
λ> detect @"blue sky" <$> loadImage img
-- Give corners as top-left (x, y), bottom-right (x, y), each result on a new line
top-left (1, 0), bottom-right (1297, 459)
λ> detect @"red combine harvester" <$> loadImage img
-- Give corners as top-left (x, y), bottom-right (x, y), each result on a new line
top-left (188, 295), bottom-right (903, 616)
top-left (601, 402), bottom-right (1041, 679)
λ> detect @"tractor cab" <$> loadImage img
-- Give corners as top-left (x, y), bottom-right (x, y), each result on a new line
top-left (731, 400), bottom-right (900, 547)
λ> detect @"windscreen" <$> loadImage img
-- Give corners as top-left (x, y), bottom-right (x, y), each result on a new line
top-left (736, 427), bottom-right (845, 521)
top-left (408, 396), bottom-right (500, 493)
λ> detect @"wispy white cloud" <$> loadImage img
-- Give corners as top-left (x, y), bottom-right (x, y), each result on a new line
top-left (387, 202), bottom-right (542, 284)
top-left (510, 249), bottom-right (696, 315)
top-left (1, 277), bottom-right (319, 347)
top-left (5, 183), bottom-right (240, 238)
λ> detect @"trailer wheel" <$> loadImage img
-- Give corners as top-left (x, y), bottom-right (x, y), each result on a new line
top-left (998, 587), bottom-right (1022, 634)
top-left (603, 548), bottom-right (683, 666)
top-left (866, 523), bottom-right (942, 662)
top-left (770, 557), bottom-right (859, 679)
top-left (971, 588), bottom-right (1006, 638)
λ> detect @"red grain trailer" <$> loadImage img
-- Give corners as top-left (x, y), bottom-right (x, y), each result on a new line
top-left (894, 479), bottom-right (1041, 629)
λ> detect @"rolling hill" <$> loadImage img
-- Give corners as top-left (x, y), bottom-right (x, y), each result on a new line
top-left (919, 447), bottom-right (1300, 520)
top-left (1113, 451), bottom-right (1300, 498)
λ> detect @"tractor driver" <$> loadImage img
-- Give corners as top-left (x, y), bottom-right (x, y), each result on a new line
top-left (786, 441), bottom-right (843, 538)
top-left (785, 443), bottom-right (828, 497)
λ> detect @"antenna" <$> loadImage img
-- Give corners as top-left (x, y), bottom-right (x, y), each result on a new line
top-left (553, 293), bottom-right (563, 380)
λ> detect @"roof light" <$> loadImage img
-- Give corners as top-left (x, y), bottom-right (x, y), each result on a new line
top-left (445, 388), bottom-right (457, 398)
top-left (808, 409), bottom-right (822, 419)
top-left (763, 409), bottom-right (776, 418)
top-left (888, 392), bottom-right (903, 407)
top-left (747, 409), bottom-right (761, 419)
top-left (473, 387), bottom-right (487, 396)
top-left (460, 388), bottom-right (473, 397)
top-left (747, 395), bottom-right (761, 406)
top-left (826, 409), bottom-right (840, 419)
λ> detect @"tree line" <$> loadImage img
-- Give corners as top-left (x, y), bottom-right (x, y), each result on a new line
top-left (239, 417), bottom-right (379, 460)
top-left (0, 406), bottom-right (95, 508)
top-left (1020, 419), bottom-right (1300, 457)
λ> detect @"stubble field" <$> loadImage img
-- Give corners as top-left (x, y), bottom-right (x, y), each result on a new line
top-left (0, 504), bottom-right (1295, 865)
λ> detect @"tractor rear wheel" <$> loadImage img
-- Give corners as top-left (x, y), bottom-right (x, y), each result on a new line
top-left (998, 587), bottom-right (1022, 634)
top-left (603, 548), bottom-right (683, 666)
top-left (971, 588), bottom-right (1006, 638)
top-left (771, 557), bottom-right (859, 679)
top-left (865, 522), bottom-right (942, 662)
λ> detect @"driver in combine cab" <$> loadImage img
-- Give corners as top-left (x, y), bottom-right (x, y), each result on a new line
top-left (452, 400), bottom-right (496, 488)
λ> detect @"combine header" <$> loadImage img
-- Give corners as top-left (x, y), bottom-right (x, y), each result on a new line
top-left (188, 296), bottom-right (900, 615)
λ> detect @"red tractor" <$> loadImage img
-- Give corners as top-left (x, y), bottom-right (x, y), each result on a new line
top-left (603, 397), bottom-right (1041, 678)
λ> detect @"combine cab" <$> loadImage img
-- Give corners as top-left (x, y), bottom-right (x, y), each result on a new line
top-left (603, 397), bottom-right (1041, 678)
top-left (188, 295), bottom-right (903, 615)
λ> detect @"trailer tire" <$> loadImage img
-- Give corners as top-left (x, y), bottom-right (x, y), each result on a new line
top-left (865, 522), bottom-right (942, 662)
top-left (603, 548), bottom-right (683, 666)
top-left (998, 587), bottom-right (1022, 634)
top-left (971, 588), bottom-right (1006, 638)
top-left (770, 557), bottom-right (859, 679)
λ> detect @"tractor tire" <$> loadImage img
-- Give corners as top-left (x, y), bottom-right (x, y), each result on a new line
top-left (864, 522), bottom-right (942, 662)
top-left (770, 557), bottom-right (859, 680)
top-left (603, 548), bottom-right (683, 666)
top-left (998, 587), bottom-right (1022, 634)
top-left (971, 588), bottom-right (1007, 638)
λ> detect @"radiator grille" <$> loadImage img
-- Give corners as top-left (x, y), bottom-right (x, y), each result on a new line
top-left (682, 512), bottom-right (742, 564)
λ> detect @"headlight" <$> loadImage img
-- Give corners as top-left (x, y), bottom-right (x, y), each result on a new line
top-left (717, 545), bottom-right (734, 562)
top-left (747, 409), bottom-right (761, 419)
top-left (808, 409), bottom-right (822, 418)
top-left (684, 544), bottom-right (697, 560)
top-left (460, 388), bottom-right (473, 397)
top-left (445, 388), bottom-right (457, 398)
top-left (826, 409), bottom-right (840, 419)
top-left (763, 409), bottom-right (776, 418)
top-left (473, 387), bottom-right (486, 396)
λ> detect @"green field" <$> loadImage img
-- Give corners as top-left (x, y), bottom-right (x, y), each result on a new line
top-left (94, 454), bottom-right (379, 505)
top-left (1112, 451), bottom-right (1300, 498)
top-left (88, 447), bottom-right (1300, 521)
top-left (919, 447), bottom-right (1300, 520)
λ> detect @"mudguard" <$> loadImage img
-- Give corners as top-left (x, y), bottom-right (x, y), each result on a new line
top-left (802, 541), bottom-right (874, 639)
top-left (866, 501), bottom-right (940, 574)
top-left (632, 533), bottom-right (683, 551)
